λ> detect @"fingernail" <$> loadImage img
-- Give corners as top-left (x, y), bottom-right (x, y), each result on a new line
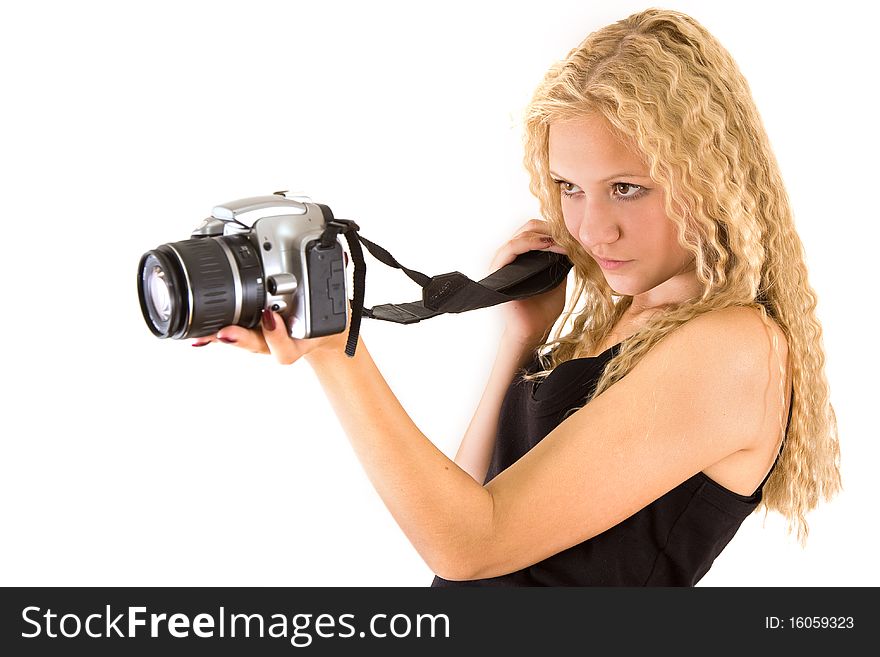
top-left (218, 336), bottom-right (237, 344)
top-left (262, 308), bottom-right (276, 331)
top-left (192, 341), bottom-right (209, 347)
top-left (344, 251), bottom-right (349, 266)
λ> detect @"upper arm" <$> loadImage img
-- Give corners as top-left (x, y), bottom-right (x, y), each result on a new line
top-left (454, 339), bottom-right (539, 483)
top-left (463, 307), bottom-right (785, 580)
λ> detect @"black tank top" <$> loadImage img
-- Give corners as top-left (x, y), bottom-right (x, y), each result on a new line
top-left (431, 342), bottom-right (790, 587)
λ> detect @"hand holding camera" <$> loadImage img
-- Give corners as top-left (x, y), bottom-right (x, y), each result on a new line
top-left (190, 304), bottom-right (351, 364)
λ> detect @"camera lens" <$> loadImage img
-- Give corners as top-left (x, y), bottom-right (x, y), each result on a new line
top-left (147, 264), bottom-right (172, 322)
top-left (137, 235), bottom-right (265, 339)
top-left (138, 250), bottom-right (185, 337)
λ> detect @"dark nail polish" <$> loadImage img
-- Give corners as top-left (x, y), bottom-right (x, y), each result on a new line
top-left (192, 341), bottom-right (209, 347)
top-left (218, 337), bottom-right (237, 344)
top-left (262, 308), bottom-right (276, 331)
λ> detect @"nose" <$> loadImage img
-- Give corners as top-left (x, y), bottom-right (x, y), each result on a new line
top-left (573, 196), bottom-right (620, 252)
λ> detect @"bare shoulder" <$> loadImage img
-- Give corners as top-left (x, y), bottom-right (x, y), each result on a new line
top-left (644, 305), bottom-right (791, 451)
top-left (668, 306), bottom-right (788, 370)
top-left (693, 305), bottom-right (788, 354)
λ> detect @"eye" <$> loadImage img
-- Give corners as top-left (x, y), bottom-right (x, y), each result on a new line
top-left (612, 183), bottom-right (644, 201)
top-left (552, 179), bottom-right (582, 197)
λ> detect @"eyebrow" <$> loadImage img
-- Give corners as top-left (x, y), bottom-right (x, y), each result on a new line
top-left (549, 171), bottom-right (651, 182)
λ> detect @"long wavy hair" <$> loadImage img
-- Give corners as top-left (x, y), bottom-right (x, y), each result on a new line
top-left (520, 8), bottom-right (840, 546)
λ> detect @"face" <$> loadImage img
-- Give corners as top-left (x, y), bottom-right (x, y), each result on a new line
top-left (548, 114), bottom-right (700, 313)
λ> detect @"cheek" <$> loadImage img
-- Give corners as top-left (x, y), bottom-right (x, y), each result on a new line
top-left (649, 220), bottom-right (677, 248)
top-left (649, 217), bottom-right (692, 265)
top-left (560, 201), bottom-right (580, 238)
top-left (640, 206), bottom-right (678, 247)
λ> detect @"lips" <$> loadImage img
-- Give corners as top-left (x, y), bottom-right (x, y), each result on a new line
top-left (594, 257), bottom-right (632, 270)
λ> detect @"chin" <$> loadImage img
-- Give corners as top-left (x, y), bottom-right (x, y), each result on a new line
top-left (608, 281), bottom-right (645, 298)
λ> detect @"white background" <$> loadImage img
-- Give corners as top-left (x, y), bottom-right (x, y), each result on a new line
top-left (1, 0), bottom-right (877, 587)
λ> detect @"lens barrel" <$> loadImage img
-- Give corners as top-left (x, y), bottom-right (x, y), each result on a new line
top-left (137, 235), bottom-right (265, 339)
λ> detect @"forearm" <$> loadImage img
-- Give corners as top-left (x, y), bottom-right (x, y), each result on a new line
top-left (454, 332), bottom-right (542, 483)
top-left (304, 336), bottom-right (494, 580)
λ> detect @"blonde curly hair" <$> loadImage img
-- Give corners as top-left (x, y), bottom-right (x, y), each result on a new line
top-left (521, 8), bottom-right (840, 546)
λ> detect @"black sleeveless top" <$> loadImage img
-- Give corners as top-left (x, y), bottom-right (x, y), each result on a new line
top-left (431, 342), bottom-right (790, 587)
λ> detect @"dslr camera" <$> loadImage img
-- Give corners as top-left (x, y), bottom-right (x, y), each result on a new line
top-left (137, 192), bottom-right (350, 340)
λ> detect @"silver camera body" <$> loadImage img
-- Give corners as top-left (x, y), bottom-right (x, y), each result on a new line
top-left (138, 192), bottom-right (348, 340)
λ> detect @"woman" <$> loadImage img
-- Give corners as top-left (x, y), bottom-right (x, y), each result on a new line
top-left (192, 8), bottom-right (840, 585)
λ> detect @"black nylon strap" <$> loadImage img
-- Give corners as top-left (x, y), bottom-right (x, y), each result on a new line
top-left (317, 210), bottom-right (365, 359)
top-left (362, 249), bottom-right (571, 323)
top-left (319, 215), bottom-right (572, 357)
top-left (339, 230), bottom-right (366, 358)
top-left (356, 235), bottom-right (432, 288)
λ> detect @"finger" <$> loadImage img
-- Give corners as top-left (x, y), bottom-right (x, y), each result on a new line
top-left (518, 232), bottom-right (570, 254)
top-left (260, 309), bottom-right (301, 365)
top-left (512, 218), bottom-right (550, 236)
top-left (491, 234), bottom-right (559, 270)
top-left (492, 234), bottom-right (550, 269)
top-left (515, 230), bottom-right (559, 244)
top-left (215, 325), bottom-right (269, 353)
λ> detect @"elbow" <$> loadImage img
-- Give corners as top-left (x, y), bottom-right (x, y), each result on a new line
top-left (431, 554), bottom-right (479, 582)
top-left (430, 534), bottom-right (489, 583)
top-left (432, 525), bottom-right (497, 583)
top-left (432, 487), bottom-right (498, 581)
top-left (433, 558), bottom-right (481, 583)
top-left (434, 552), bottom-right (505, 582)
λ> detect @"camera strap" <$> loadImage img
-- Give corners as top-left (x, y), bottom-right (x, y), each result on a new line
top-left (318, 207), bottom-right (572, 358)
